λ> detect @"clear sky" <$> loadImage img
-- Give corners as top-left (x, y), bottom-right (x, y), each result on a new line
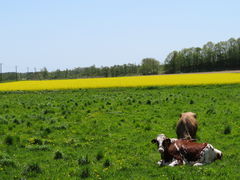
top-left (0, 0), bottom-right (239, 72)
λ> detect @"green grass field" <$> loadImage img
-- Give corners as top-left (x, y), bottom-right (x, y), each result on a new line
top-left (0, 84), bottom-right (240, 179)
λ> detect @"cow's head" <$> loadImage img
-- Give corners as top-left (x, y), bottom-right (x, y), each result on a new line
top-left (214, 148), bottom-right (223, 160)
top-left (151, 134), bottom-right (168, 153)
top-left (216, 152), bottom-right (222, 160)
top-left (162, 138), bottom-right (172, 150)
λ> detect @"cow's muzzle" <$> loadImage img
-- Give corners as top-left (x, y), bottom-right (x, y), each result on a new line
top-left (216, 152), bottom-right (222, 160)
top-left (158, 147), bottom-right (164, 153)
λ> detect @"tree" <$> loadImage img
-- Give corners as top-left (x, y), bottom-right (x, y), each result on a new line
top-left (202, 41), bottom-right (215, 71)
top-left (140, 58), bottom-right (160, 75)
top-left (227, 38), bottom-right (239, 68)
top-left (164, 50), bottom-right (187, 73)
top-left (164, 37), bottom-right (240, 73)
top-left (52, 69), bottom-right (62, 79)
top-left (40, 67), bottom-right (49, 79)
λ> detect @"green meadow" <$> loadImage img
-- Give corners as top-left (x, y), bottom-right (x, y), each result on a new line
top-left (0, 84), bottom-right (240, 179)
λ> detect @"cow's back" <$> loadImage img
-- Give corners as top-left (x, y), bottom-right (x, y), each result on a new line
top-left (176, 112), bottom-right (198, 139)
top-left (175, 140), bottom-right (207, 162)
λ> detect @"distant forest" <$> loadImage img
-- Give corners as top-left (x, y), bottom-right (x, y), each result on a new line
top-left (164, 37), bottom-right (240, 73)
top-left (1, 37), bottom-right (240, 82)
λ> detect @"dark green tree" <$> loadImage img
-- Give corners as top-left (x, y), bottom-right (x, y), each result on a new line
top-left (164, 37), bottom-right (240, 73)
top-left (140, 58), bottom-right (160, 75)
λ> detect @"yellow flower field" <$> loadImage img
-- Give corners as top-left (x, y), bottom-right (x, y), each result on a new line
top-left (0, 73), bottom-right (240, 91)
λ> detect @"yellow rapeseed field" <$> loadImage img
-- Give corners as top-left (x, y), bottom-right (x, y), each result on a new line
top-left (0, 73), bottom-right (240, 91)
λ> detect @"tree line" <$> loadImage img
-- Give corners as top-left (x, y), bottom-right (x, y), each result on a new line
top-left (1, 37), bottom-right (240, 82)
top-left (1, 58), bottom-right (162, 81)
top-left (164, 37), bottom-right (240, 73)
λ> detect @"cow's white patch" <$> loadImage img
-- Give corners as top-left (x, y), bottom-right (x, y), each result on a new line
top-left (193, 162), bottom-right (203, 166)
top-left (174, 143), bottom-right (180, 151)
top-left (158, 147), bottom-right (164, 153)
top-left (155, 134), bottom-right (177, 152)
top-left (198, 144), bottom-right (222, 165)
top-left (168, 159), bottom-right (179, 167)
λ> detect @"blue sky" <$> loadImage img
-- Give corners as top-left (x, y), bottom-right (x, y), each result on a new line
top-left (0, 0), bottom-right (239, 72)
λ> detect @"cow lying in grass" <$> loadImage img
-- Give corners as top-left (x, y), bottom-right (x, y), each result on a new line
top-left (152, 134), bottom-right (222, 166)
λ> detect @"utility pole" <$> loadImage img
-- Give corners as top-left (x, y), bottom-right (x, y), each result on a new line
top-left (34, 67), bottom-right (36, 80)
top-left (0, 63), bottom-right (2, 82)
top-left (15, 66), bottom-right (18, 81)
top-left (27, 67), bottom-right (29, 80)
top-left (34, 67), bottom-right (38, 80)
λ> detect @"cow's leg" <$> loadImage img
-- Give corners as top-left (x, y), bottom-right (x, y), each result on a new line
top-left (157, 160), bottom-right (163, 166)
top-left (172, 154), bottom-right (184, 166)
top-left (157, 160), bottom-right (169, 166)
top-left (193, 162), bottom-right (204, 166)
top-left (168, 160), bottom-right (179, 167)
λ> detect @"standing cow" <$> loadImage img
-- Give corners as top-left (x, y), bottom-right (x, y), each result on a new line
top-left (176, 112), bottom-right (198, 139)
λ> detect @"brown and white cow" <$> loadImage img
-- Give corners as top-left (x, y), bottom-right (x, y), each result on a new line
top-left (151, 134), bottom-right (177, 165)
top-left (152, 134), bottom-right (222, 166)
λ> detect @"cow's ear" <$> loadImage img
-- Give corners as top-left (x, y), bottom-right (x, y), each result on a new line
top-left (193, 113), bottom-right (197, 118)
top-left (162, 138), bottom-right (171, 147)
top-left (151, 139), bottom-right (158, 144)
